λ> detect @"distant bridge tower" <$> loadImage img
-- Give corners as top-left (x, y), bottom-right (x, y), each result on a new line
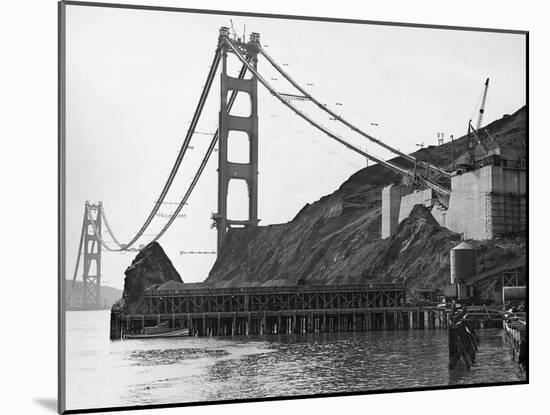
top-left (214, 28), bottom-right (260, 253)
top-left (82, 201), bottom-right (102, 308)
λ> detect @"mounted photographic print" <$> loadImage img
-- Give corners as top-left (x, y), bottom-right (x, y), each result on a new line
top-left (58, 1), bottom-right (528, 413)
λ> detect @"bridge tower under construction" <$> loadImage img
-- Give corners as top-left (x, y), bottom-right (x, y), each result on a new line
top-left (81, 201), bottom-right (102, 308)
top-left (214, 28), bottom-right (261, 253)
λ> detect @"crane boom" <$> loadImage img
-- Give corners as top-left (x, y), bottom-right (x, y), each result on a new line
top-left (476, 78), bottom-right (489, 131)
top-left (469, 121), bottom-right (489, 155)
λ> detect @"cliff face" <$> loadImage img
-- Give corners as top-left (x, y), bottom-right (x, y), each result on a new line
top-left (115, 242), bottom-right (182, 313)
top-left (205, 107), bottom-right (526, 289)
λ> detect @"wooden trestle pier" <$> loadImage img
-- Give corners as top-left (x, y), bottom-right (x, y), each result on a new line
top-left (110, 283), bottom-right (450, 339)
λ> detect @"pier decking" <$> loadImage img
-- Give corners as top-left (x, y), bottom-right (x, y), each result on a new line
top-left (110, 284), bottom-right (450, 339)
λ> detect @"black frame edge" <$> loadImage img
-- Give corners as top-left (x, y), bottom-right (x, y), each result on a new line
top-left (57, 2), bottom-right (530, 413)
top-left (62, 0), bottom-right (528, 35)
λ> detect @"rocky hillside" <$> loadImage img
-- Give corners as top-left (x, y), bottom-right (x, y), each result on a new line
top-left (205, 106), bottom-right (527, 289)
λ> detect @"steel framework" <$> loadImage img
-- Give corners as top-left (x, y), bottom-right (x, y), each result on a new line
top-left (82, 202), bottom-right (102, 308)
top-left (214, 29), bottom-right (261, 252)
top-left (135, 284), bottom-right (405, 315)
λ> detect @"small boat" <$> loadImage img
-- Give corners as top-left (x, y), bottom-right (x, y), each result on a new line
top-left (124, 321), bottom-right (189, 339)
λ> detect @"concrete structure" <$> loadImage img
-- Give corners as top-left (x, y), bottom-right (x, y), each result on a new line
top-left (446, 164), bottom-right (526, 239)
top-left (431, 205), bottom-right (448, 228)
top-left (381, 185), bottom-right (433, 238)
top-left (381, 185), bottom-right (402, 239)
top-left (381, 164), bottom-right (526, 241)
top-left (381, 184), bottom-right (412, 238)
top-left (398, 188), bottom-right (433, 223)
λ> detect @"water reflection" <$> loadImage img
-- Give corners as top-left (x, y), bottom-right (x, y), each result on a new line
top-left (65, 311), bottom-right (525, 411)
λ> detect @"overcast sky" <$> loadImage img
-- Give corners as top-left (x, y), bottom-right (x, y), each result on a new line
top-left (64, 4), bottom-right (526, 289)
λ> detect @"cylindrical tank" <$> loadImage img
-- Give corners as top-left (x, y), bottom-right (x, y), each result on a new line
top-left (450, 242), bottom-right (477, 284)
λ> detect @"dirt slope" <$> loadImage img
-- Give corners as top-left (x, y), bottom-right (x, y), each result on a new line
top-left (205, 107), bottom-right (527, 289)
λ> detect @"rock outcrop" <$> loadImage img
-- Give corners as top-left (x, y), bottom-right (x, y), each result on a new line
top-left (115, 242), bottom-right (182, 313)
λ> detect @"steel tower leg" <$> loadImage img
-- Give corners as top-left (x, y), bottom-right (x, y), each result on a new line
top-left (82, 201), bottom-right (102, 309)
top-left (215, 29), bottom-right (260, 253)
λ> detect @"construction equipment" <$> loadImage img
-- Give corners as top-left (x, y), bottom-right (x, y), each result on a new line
top-left (464, 78), bottom-right (491, 167)
top-left (469, 121), bottom-right (489, 155)
top-left (476, 78), bottom-right (490, 131)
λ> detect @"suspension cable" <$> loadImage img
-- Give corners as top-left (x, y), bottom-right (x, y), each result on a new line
top-left (100, 204), bottom-right (122, 247)
top-left (84, 37), bottom-right (453, 255)
top-left (87, 63), bottom-right (251, 251)
top-left (69, 205), bottom-right (87, 298)
top-left (224, 38), bottom-right (412, 177)
top-left (99, 46), bottom-right (223, 250)
top-left (226, 38), bottom-right (450, 198)
top-left (85, 205), bottom-right (118, 251)
top-left (258, 44), bottom-right (452, 179)
top-left (152, 63), bottom-right (250, 241)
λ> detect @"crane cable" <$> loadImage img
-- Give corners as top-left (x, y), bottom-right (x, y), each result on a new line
top-left (98, 46), bottom-right (223, 251)
top-left (257, 44), bottom-right (452, 179)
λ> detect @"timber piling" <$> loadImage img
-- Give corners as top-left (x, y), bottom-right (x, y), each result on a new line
top-left (110, 284), bottom-right (450, 339)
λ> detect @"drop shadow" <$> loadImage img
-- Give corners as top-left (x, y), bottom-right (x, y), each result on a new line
top-left (34, 398), bottom-right (57, 412)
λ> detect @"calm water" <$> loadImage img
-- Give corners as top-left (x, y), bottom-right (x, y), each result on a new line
top-left (65, 310), bottom-right (525, 411)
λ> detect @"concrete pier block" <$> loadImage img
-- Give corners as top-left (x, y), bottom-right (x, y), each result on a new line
top-left (382, 184), bottom-right (406, 238)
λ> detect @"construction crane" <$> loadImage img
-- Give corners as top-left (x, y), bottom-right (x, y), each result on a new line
top-left (476, 78), bottom-right (490, 131)
top-left (468, 121), bottom-right (489, 155)
top-left (466, 78), bottom-right (490, 162)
